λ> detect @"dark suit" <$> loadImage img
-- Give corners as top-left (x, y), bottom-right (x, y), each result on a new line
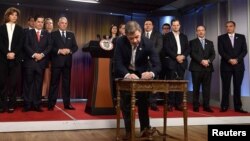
top-left (114, 36), bottom-right (161, 132)
top-left (48, 30), bottom-right (78, 107)
top-left (218, 33), bottom-right (247, 110)
top-left (143, 30), bottom-right (163, 107)
top-left (23, 29), bottom-right (51, 109)
top-left (189, 38), bottom-right (215, 109)
top-left (0, 24), bottom-right (24, 110)
top-left (162, 32), bottom-right (189, 108)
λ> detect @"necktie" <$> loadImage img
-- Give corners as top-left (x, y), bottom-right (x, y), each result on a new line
top-left (62, 31), bottom-right (66, 43)
top-left (146, 32), bottom-right (150, 39)
top-left (130, 46), bottom-right (137, 70)
top-left (201, 39), bottom-right (205, 49)
top-left (229, 35), bottom-right (234, 47)
top-left (36, 31), bottom-right (40, 42)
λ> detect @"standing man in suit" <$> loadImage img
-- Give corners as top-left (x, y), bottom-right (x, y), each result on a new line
top-left (48, 16), bottom-right (78, 111)
top-left (23, 15), bottom-right (51, 112)
top-left (163, 19), bottom-right (189, 111)
top-left (189, 25), bottom-right (215, 112)
top-left (143, 19), bottom-right (163, 111)
top-left (114, 21), bottom-right (161, 139)
top-left (218, 21), bottom-right (248, 113)
top-left (0, 7), bottom-right (24, 113)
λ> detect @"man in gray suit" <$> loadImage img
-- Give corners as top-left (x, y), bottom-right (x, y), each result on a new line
top-left (189, 25), bottom-right (215, 113)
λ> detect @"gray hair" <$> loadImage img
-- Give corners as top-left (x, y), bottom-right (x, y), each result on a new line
top-left (125, 21), bottom-right (142, 35)
top-left (58, 16), bottom-right (68, 23)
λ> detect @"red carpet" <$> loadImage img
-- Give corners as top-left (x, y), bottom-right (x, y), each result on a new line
top-left (0, 102), bottom-right (250, 122)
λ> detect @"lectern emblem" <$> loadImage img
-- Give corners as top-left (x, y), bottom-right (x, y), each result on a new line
top-left (99, 39), bottom-right (113, 51)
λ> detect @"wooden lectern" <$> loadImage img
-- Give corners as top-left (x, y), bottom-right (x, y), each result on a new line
top-left (82, 40), bottom-right (115, 115)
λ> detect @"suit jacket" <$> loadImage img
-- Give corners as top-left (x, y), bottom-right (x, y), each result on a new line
top-left (50, 30), bottom-right (78, 68)
top-left (23, 29), bottom-right (52, 69)
top-left (218, 33), bottom-right (247, 71)
top-left (163, 32), bottom-right (190, 70)
top-left (113, 36), bottom-right (161, 78)
top-left (143, 30), bottom-right (163, 54)
top-left (189, 38), bottom-right (215, 72)
top-left (0, 24), bottom-right (24, 65)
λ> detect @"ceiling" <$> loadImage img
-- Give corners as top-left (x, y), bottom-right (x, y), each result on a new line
top-left (0, 0), bottom-right (215, 15)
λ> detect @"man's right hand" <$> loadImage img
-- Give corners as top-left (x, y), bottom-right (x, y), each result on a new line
top-left (125, 73), bottom-right (139, 79)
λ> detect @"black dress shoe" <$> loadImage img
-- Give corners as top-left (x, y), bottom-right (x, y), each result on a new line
top-left (22, 107), bottom-right (30, 112)
top-left (0, 108), bottom-right (5, 113)
top-left (48, 106), bottom-right (54, 111)
top-left (34, 107), bottom-right (43, 112)
top-left (64, 105), bottom-right (75, 110)
top-left (203, 107), bottom-right (214, 113)
top-left (175, 105), bottom-right (183, 111)
top-left (235, 108), bottom-right (248, 113)
top-left (220, 107), bottom-right (228, 112)
top-left (167, 105), bottom-right (173, 112)
top-left (150, 104), bottom-right (159, 111)
top-left (193, 107), bottom-right (199, 112)
top-left (122, 132), bottom-right (131, 140)
top-left (7, 108), bottom-right (15, 113)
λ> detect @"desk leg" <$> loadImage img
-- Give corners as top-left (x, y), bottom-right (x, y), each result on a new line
top-left (183, 91), bottom-right (188, 141)
top-left (163, 93), bottom-right (167, 141)
top-left (116, 90), bottom-right (121, 141)
top-left (130, 91), bottom-right (136, 141)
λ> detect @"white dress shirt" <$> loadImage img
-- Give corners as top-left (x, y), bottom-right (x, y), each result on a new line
top-left (6, 23), bottom-right (15, 51)
top-left (173, 31), bottom-right (181, 54)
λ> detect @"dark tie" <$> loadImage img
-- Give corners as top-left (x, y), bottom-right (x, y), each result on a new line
top-left (62, 31), bottom-right (66, 43)
top-left (229, 35), bottom-right (234, 47)
top-left (146, 32), bottom-right (150, 39)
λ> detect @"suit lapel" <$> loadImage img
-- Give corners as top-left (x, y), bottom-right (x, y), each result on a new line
top-left (56, 30), bottom-right (65, 44)
top-left (170, 32), bottom-right (177, 47)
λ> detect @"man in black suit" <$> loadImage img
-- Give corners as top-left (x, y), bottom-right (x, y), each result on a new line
top-left (162, 19), bottom-right (190, 111)
top-left (23, 15), bottom-right (51, 112)
top-left (143, 19), bottom-right (163, 111)
top-left (189, 25), bottom-right (215, 113)
top-left (48, 17), bottom-right (78, 110)
top-left (0, 7), bottom-right (24, 113)
top-left (218, 21), bottom-right (248, 113)
top-left (114, 21), bottom-right (161, 139)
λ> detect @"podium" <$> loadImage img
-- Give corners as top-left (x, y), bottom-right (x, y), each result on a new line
top-left (82, 40), bottom-right (115, 115)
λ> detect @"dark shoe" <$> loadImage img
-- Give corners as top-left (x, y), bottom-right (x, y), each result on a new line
top-left (193, 107), bottom-right (199, 112)
top-left (167, 105), bottom-right (173, 112)
top-left (203, 107), bottom-right (214, 113)
top-left (22, 107), bottom-right (30, 112)
top-left (64, 104), bottom-right (75, 110)
top-left (150, 104), bottom-right (159, 111)
top-left (175, 105), bottom-right (183, 111)
top-left (0, 108), bottom-right (5, 113)
top-left (220, 107), bottom-right (228, 112)
top-left (235, 108), bottom-right (248, 113)
top-left (7, 108), bottom-right (15, 113)
top-left (34, 107), bottom-right (43, 112)
top-left (122, 132), bottom-right (130, 140)
top-left (48, 105), bottom-right (54, 111)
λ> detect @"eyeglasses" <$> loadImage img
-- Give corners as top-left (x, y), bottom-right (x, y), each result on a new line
top-left (162, 27), bottom-right (170, 29)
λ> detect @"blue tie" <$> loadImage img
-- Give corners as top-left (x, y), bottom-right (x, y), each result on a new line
top-left (201, 39), bottom-right (205, 49)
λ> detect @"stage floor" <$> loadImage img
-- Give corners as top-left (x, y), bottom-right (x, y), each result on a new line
top-left (0, 102), bottom-right (250, 132)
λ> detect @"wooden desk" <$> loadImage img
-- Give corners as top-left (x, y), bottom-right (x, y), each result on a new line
top-left (115, 79), bottom-right (188, 141)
